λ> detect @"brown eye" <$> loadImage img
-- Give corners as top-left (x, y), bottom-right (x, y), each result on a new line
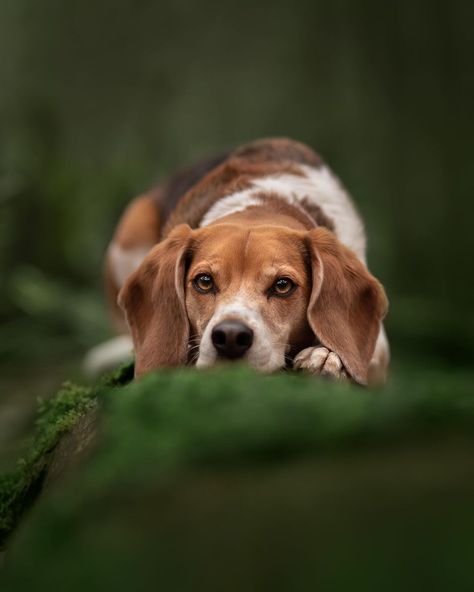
top-left (193, 273), bottom-right (215, 294)
top-left (272, 277), bottom-right (296, 297)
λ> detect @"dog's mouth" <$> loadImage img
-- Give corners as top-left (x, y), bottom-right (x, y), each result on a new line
top-left (187, 338), bottom-right (297, 373)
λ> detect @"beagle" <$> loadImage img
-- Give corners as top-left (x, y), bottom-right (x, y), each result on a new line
top-left (104, 138), bottom-right (389, 385)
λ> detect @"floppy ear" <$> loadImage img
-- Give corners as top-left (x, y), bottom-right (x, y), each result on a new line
top-left (306, 228), bottom-right (388, 385)
top-left (118, 224), bottom-right (193, 377)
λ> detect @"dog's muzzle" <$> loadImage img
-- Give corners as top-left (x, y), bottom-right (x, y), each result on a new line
top-left (211, 320), bottom-right (254, 359)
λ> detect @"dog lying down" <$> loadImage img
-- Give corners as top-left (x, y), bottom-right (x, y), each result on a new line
top-left (86, 138), bottom-right (389, 385)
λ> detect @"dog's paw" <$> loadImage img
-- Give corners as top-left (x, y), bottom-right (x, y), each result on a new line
top-left (293, 346), bottom-right (348, 381)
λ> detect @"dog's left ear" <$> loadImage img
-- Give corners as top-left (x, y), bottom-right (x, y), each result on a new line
top-left (306, 227), bottom-right (388, 385)
top-left (118, 224), bottom-right (193, 377)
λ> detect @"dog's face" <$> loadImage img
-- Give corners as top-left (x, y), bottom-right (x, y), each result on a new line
top-left (185, 225), bottom-right (313, 371)
top-left (119, 223), bottom-right (387, 384)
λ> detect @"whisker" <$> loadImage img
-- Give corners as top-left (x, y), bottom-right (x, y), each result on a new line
top-left (187, 336), bottom-right (202, 366)
top-left (189, 350), bottom-right (200, 365)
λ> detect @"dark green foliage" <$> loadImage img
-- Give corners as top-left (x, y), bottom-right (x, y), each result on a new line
top-left (0, 382), bottom-right (94, 543)
top-left (1, 364), bottom-right (474, 590)
top-left (92, 366), bottom-right (474, 476)
top-left (0, 1), bottom-right (473, 588)
top-left (0, 363), bottom-right (132, 546)
top-left (1, 0), bottom-right (473, 380)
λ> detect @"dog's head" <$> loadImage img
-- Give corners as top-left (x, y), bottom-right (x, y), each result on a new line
top-left (118, 223), bottom-right (387, 384)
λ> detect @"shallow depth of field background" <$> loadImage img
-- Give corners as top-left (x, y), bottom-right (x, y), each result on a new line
top-left (0, 0), bottom-right (473, 458)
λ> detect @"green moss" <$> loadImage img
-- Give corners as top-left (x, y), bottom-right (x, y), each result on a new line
top-left (82, 364), bottom-right (474, 485)
top-left (1, 363), bottom-right (474, 590)
top-left (0, 363), bottom-right (133, 546)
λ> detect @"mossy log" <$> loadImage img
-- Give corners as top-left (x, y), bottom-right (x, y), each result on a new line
top-left (1, 364), bottom-right (474, 591)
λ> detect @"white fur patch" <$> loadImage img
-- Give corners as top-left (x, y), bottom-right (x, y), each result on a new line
top-left (196, 295), bottom-right (287, 372)
top-left (200, 190), bottom-right (263, 227)
top-left (295, 165), bottom-right (366, 262)
top-left (200, 165), bottom-right (367, 262)
top-left (108, 243), bottom-right (152, 288)
top-left (83, 335), bottom-right (134, 377)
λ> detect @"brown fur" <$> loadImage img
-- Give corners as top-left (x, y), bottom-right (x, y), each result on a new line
top-left (109, 138), bottom-right (329, 252)
top-left (118, 221), bottom-right (387, 383)
top-left (112, 138), bottom-right (387, 383)
top-left (118, 225), bottom-right (193, 376)
top-left (106, 154), bottom-right (230, 330)
top-left (163, 138), bottom-right (325, 234)
top-left (163, 158), bottom-right (305, 235)
top-left (299, 197), bottom-right (336, 231)
top-left (154, 151), bottom-right (231, 223)
top-left (184, 224), bottom-right (313, 349)
top-left (105, 194), bottom-right (161, 331)
top-left (232, 137), bottom-right (323, 168)
top-left (119, 222), bottom-right (316, 376)
top-left (306, 228), bottom-right (388, 385)
top-left (113, 194), bottom-right (162, 249)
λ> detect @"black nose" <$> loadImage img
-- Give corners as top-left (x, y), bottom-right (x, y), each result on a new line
top-left (211, 321), bottom-right (254, 359)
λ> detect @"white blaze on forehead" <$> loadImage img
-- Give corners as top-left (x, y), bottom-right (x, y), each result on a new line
top-left (199, 164), bottom-right (366, 263)
top-left (212, 297), bottom-right (261, 326)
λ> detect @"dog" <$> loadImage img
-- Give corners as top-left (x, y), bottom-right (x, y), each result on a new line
top-left (99, 138), bottom-right (389, 385)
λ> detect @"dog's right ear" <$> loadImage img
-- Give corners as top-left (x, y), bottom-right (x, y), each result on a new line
top-left (118, 224), bottom-right (193, 377)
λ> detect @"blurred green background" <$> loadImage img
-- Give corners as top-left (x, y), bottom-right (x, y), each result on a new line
top-left (1, 0), bottom-right (473, 428)
top-left (1, 3), bottom-right (474, 587)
